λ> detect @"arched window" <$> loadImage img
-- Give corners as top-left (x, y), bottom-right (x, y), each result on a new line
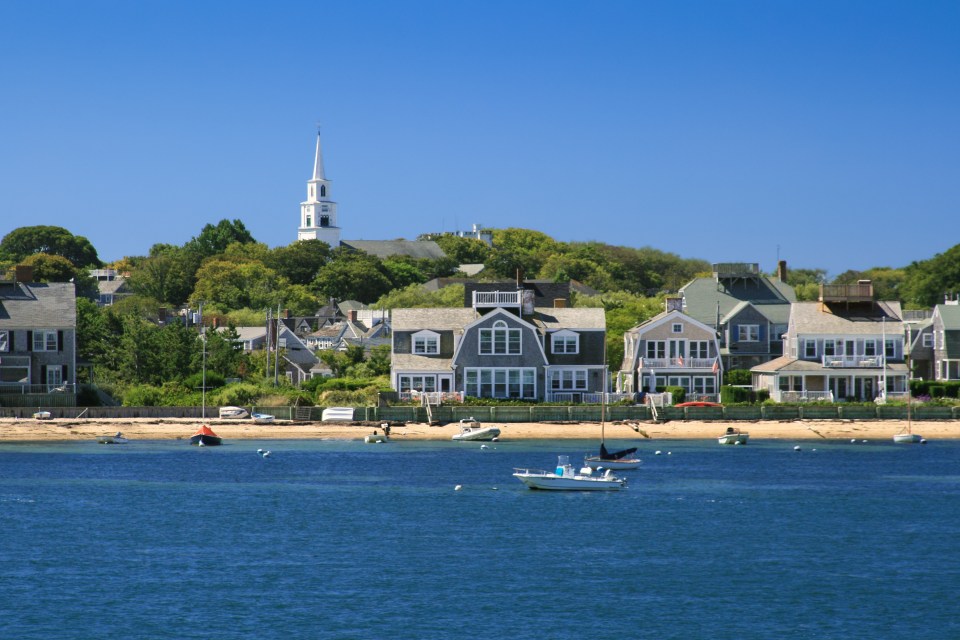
top-left (320, 185), bottom-right (326, 197)
top-left (479, 320), bottom-right (521, 354)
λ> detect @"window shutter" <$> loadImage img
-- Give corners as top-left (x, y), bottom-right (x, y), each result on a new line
top-left (58, 330), bottom-right (64, 352)
top-left (27, 330), bottom-right (33, 351)
top-left (62, 365), bottom-right (69, 382)
top-left (41, 364), bottom-right (46, 382)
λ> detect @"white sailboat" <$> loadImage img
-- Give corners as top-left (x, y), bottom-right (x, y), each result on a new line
top-left (584, 354), bottom-right (641, 470)
top-left (893, 385), bottom-right (924, 443)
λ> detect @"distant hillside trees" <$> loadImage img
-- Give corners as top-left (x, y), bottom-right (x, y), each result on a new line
top-left (0, 225), bottom-right (102, 269)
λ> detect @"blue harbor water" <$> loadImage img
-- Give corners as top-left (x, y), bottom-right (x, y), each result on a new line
top-left (1, 436), bottom-right (958, 640)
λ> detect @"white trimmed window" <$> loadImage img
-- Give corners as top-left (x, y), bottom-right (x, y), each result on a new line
top-left (688, 341), bottom-right (709, 359)
top-left (479, 320), bottom-right (521, 355)
top-left (923, 333), bottom-right (934, 348)
top-left (465, 368), bottom-right (536, 399)
top-left (672, 323), bottom-right (683, 333)
top-left (551, 331), bottom-right (579, 354)
top-left (738, 325), bottom-right (759, 342)
top-left (412, 330), bottom-right (440, 355)
top-left (823, 339), bottom-right (836, 356)
top-left (33, 330), bottom-right (58, 352)
top-left (885, 339), bottom-right (896, 358)
top-left (0, 330), bottom-right (8, 352)
top-left (864, 340), bottom-right (877, 356)
top-left (645, 341), bottom-right (666, 359)
top-left (804, 339), bottom-right (817, 358)
top-left (551, 369), bottom-right (587, 390)
top-left (398, 375), bottom-right (437, 392)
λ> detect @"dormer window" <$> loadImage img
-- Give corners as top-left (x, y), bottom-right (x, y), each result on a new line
top-left (672, 323), bottom-right (683, 333)
top-left (413, 330), bottom-right (440, 354)
top-left (551, 330), bottom-right (579, 354)
top-left (479, 320), bottom-right (521, 355)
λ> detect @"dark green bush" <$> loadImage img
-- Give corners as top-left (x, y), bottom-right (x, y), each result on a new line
top-left (725, 369), bottom-right (752, 385)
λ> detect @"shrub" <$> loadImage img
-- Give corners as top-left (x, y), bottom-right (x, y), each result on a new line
top-left (665, 386), bottom-right (685, 404)
top-left (725, 369), bottom-right (752, 385)
top-left (184, 371), bottom-right (225, 391)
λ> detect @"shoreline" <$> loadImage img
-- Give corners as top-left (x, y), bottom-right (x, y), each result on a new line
top-left (0, 417), bottom-right (956, 442)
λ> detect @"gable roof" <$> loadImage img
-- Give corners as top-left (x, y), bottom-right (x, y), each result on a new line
top-left (790, 301), bottom-right (903, 335)
top-left (341, 239), bottom-right (447, 260)
top-left (680, 275), bottom-right (795, 327)
top-left (0, 282), bottom-right (76, 327)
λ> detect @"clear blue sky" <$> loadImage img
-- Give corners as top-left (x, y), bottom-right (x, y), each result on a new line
top-left (1, 0), bottom-right (957, 279)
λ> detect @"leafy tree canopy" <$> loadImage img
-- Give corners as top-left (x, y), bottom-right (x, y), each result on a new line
top-left (374, 283), bottom-right (465, 309)
top-left (264, 240), bottom-right (332, 285)
top-left (312, 248), bottom-right (394, 303)
top-left (184, 219), bottom-right (256, 258)
top-left (0, 225), bottom-right (101, 268)
top-left (901, 243), bottom-right (960, 307)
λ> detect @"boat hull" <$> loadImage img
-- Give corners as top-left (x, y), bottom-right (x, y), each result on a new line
top-left (513, 470), bottom-right (625, 491)
top-left (583, 456), bottom-right (641, 470)
top-left (893, 433), bottom-right (923, 443)
top-left (97, 435), bottom-right (128, 444)
top-left (718, 434), bottom-right (749, 445)
top-left (452, 427), bottom-right (501, 441)
top-left (190, 434), bottom-right (223, 446)
top-left (364, 434), bottom-right (389, 443)
top-left (252, 414), bottom-right (275, 424)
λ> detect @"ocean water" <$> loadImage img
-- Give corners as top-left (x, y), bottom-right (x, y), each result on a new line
top-left (1, 436), bottom-right (958, 640)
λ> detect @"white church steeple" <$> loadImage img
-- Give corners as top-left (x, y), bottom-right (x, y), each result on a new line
top-left (297, 130), bottom-right (341, 246)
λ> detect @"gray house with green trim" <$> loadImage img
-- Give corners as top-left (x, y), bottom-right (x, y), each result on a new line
top-left (391, 283), bottom-right (606, 402)
top-left (678, 262), bottom-right (795, 372)
top-left (932, 300), bottom-right (960, 381)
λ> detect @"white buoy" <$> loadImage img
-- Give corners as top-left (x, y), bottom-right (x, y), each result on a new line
top-left (793, 445), bottom-right (801, 451)
top-left (862, 439), bottom-right (868, 443)
top-left (655, 450), bottom-right (662, 455)
top-left (480, 444), bottom-right (488, 449)
top-left (454, 485), bottom-right (462, 491)
top-left (851, 439), bottom-right (857, 443)
top-left (257, 449), bottom-right (263, 455)
top-left (667, 451), bottom-right (672, 455)
top-left (262, 451), bottom-right (271, 458)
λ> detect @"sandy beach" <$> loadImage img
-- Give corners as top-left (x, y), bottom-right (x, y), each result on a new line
top-left (1, 416), bottom-right (956, 442)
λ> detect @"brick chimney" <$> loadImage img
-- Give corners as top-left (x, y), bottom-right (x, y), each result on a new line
top-left (348, 310), bottom-right (358, 322)
top-left (777, 260), bottom-right (788, 282)
top-left (553, 298), bottom-right (567, 308)
top-left (14, 265), bottom-right (34, 283)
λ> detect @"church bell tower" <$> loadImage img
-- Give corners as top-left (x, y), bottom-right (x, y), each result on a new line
top-left (297, 130), bottom-right (341, 246)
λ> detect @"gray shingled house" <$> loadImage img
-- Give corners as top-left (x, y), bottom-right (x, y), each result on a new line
top-left (0, 267), bottom-right (77, 405)
top-left (752, 282), bottom-right (908, 402)
top-left (678, 262), bottom-right (795, 372)
top-left (931, 300), bottom-right (960, 381)
top-left (390, 282), bottom-right (606, 401)
top-left (616, 298), bottom-right (723, 400)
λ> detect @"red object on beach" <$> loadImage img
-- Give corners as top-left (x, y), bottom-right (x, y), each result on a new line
top-left (675, 401), bottom-right (723, 407)
top-left (192, 424), bottom-right (220, 437)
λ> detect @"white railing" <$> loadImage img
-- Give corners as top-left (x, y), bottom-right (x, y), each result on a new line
top-left (546, 391), bottom-right (634, 404)
top-left (472, 291), bottom-right (522, 307)
top-left (398, 390), bottom-right (464, 404)
top-left (0, 383), bottom-right (76, 395)
top-left (775, 390), bottom-right (835, 403)
top-left (822, 355), bottom-right (883, 368)
top-left (638, 357), bottom-right (719, 369)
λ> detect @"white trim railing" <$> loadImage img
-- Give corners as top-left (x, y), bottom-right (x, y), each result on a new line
top-left (822, 355), bottom-right (883, 368)
top-left (638, 357), bottom-right (719, 370)
top-left (774, 390), bottom-right (835, 403)
top-left (472, 291), bottom-right (522, 307)
top-left (0, 383), bottom-right (76, 395)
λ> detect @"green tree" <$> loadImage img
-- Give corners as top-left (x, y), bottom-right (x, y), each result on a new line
top-left (128, 245), bottom-right (201, 306)
top-left (901, 244), bottom-right (960, 307)
top-left (265, 240), bottom-right (332, 285)
top-left (184, 219), bottom-right (256, 258)
top-left (374, 283), bottom-right (465, 309)
top-left (19, 253), bottom-right (99, 299)
top-left (486, 228), bottom-right (561, 279)
top-left (191, 259), bottom-right (287, 311)
top-left (577, 291), bottom-right (663, 370)
top-left (312, 249), bottom-right (394, 303)
top-left (75, 298), bottom-right (111, 380)
top-left (427, 235), bottom-right (491, 264)
top-left (319, 344), bottom-right (367, 377)
top-left (0, 225), bottom-right (102, 268)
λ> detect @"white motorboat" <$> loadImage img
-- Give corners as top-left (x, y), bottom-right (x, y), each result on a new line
top-left (364, 429), bottom-right (389, 443)
top-left (33, 411), bottom-right (52, 420)
top-left (252, 413), bottom-right (275, 424)
top-left (97, 432), bottom-right (129, 444)
top-left (718, 427), bottom-right (749, 445)
top-left (513, 456), bottom-right (626, 491)
top-left (451, 418), bottom-right (501, 441)
top-left (219, 406), bottom-right (249, 419)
